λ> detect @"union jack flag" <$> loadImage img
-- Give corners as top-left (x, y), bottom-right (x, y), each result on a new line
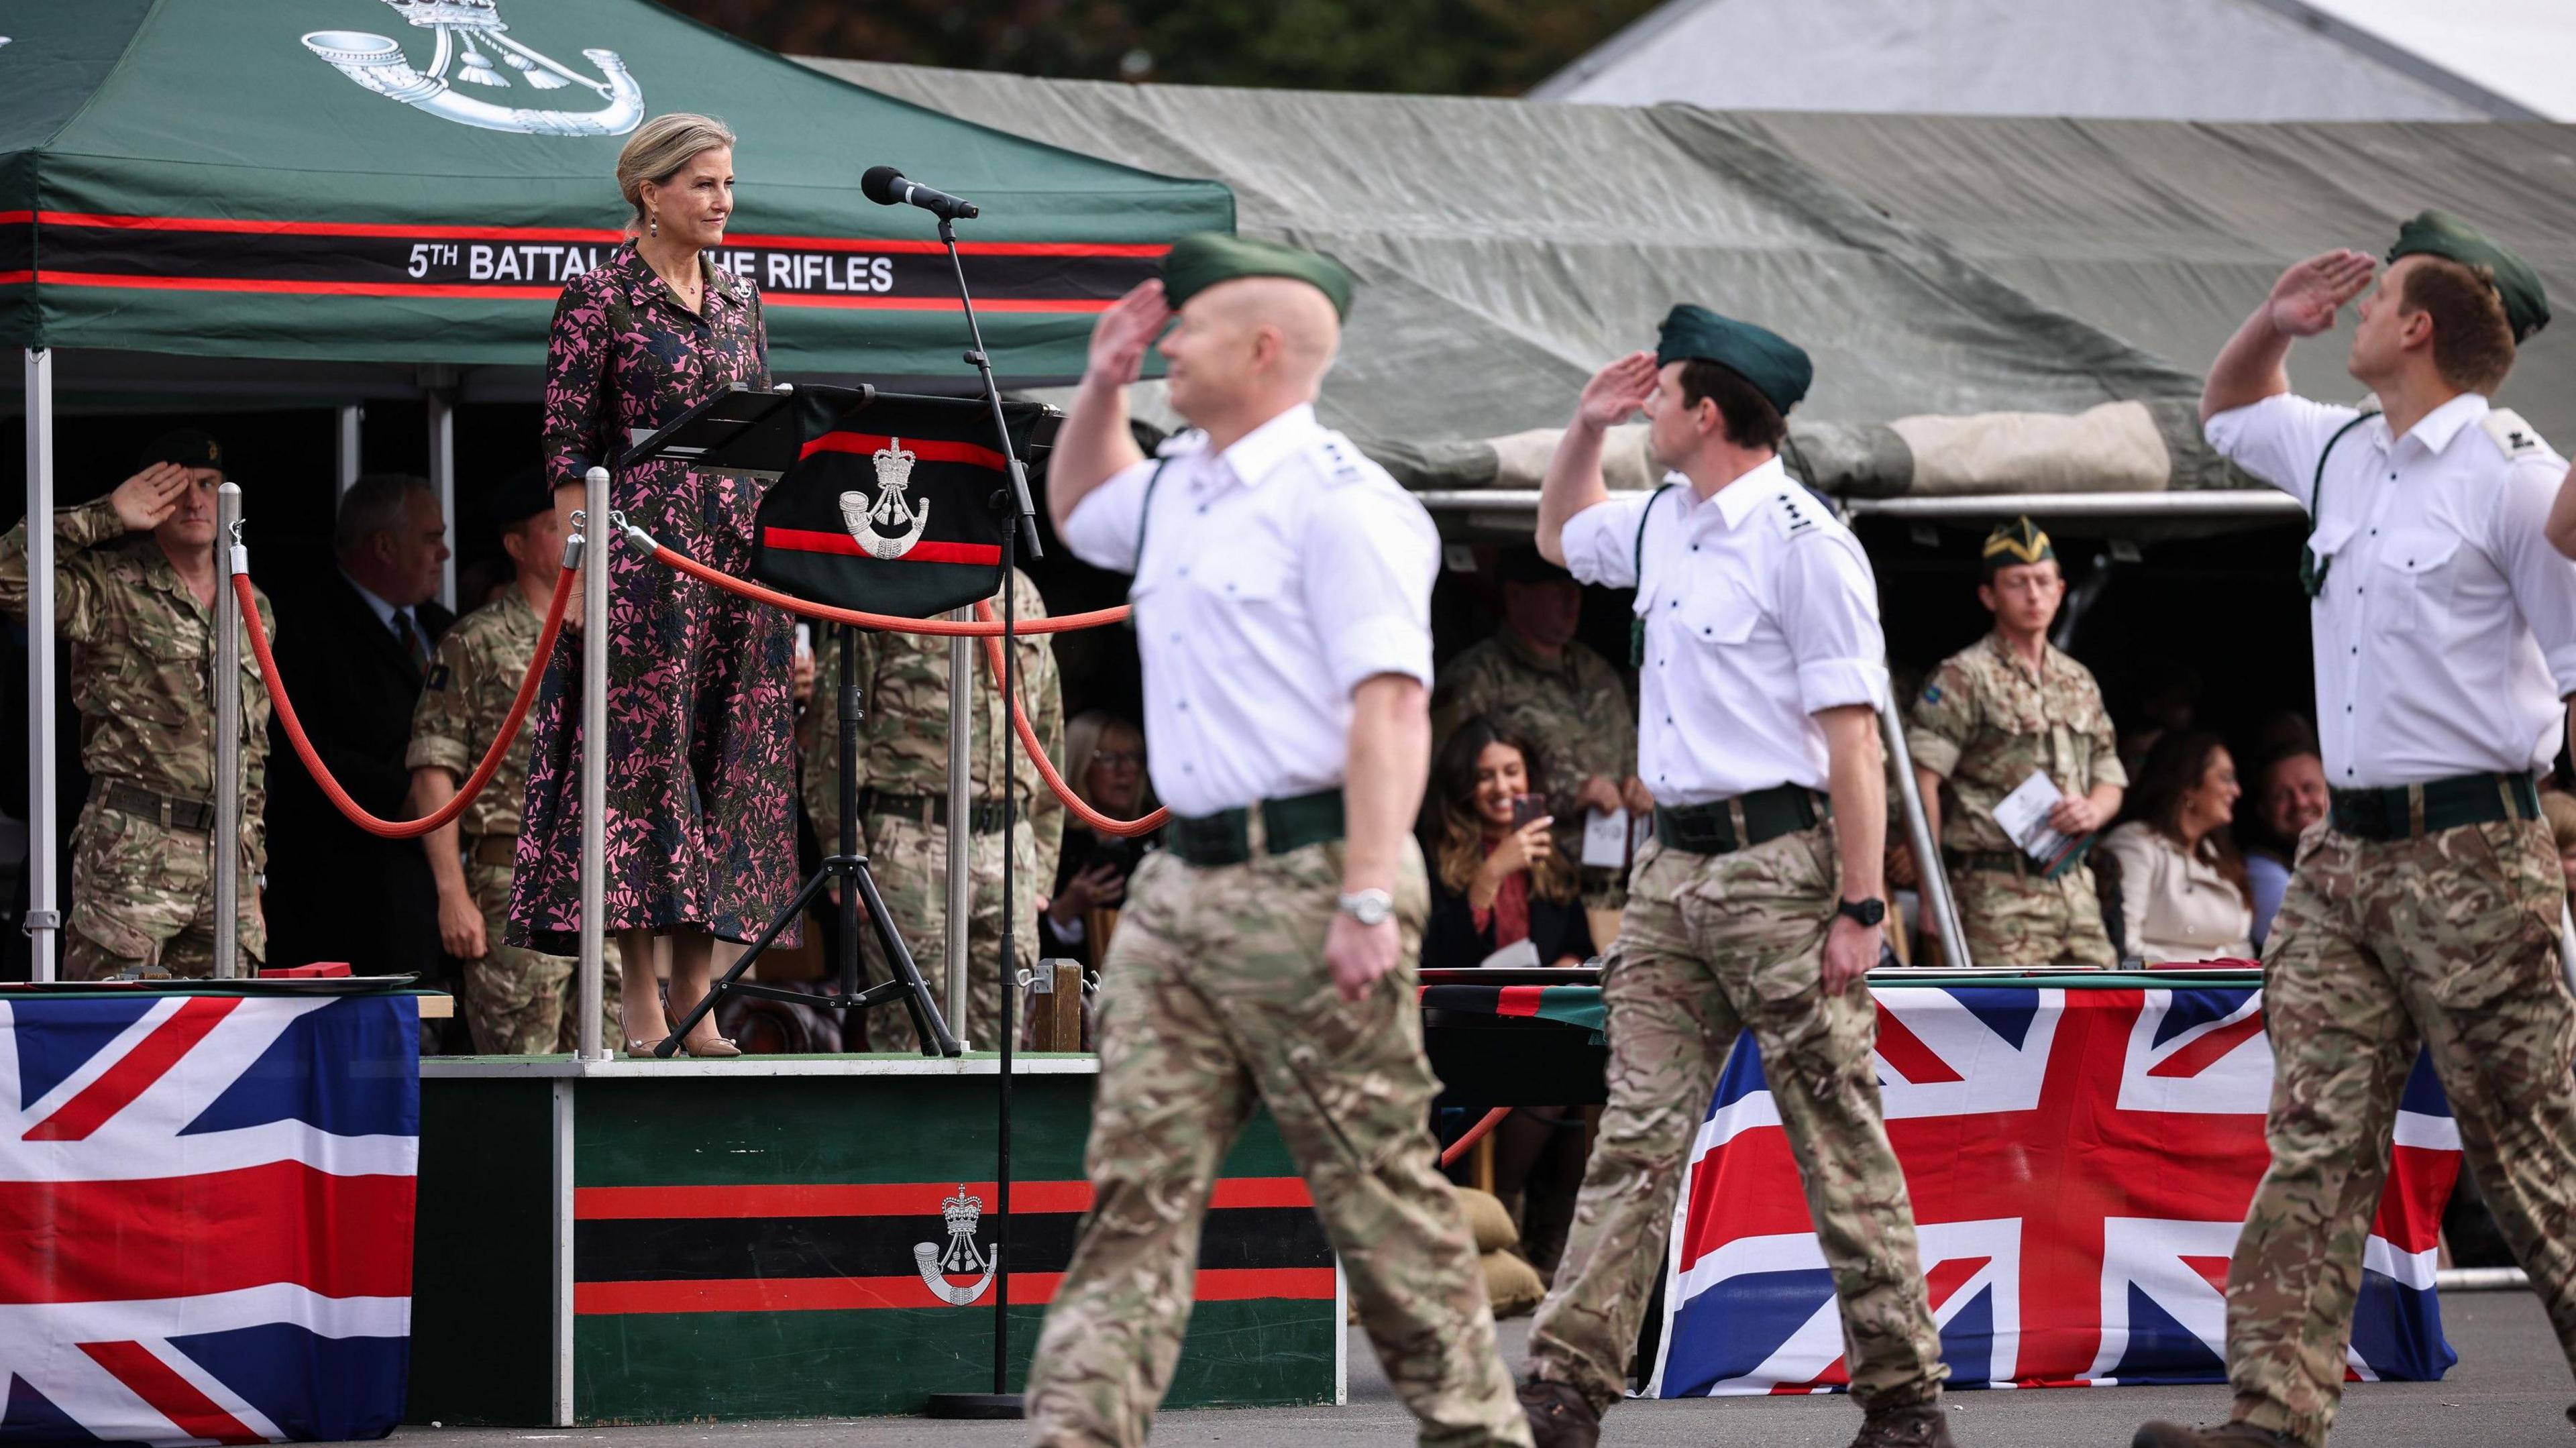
top-left (1650, 986), bottom-right (2459, 1397)
top-left (0, 993), bottom-right (419, 1443)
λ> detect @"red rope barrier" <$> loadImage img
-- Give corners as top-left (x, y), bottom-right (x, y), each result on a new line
top-left (237, 565), bottom-right (576, 840)
top-left (1440, 1107), bottom-right (1513, 1168)
top-left (971, 601), bottom-right (1169, 839)
top-left (644, 535), bottom-right (1130, 636)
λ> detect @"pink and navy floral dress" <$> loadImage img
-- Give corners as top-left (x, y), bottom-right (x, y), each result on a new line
top-left (508, 243), bottom-right (799, 952)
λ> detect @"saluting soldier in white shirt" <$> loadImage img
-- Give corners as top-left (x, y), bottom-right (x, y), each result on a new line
top-left (1025, 235), bottom-right (1531, 1448)
top-left (2135, 213), bottom-right (2576, 1448)
top-left (1515, 307), bottom-right (1953, 1448)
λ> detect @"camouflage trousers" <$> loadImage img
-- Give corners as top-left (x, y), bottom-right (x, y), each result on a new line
top-left (1026, 836), bottom-right (1529, 1448)
top-left (1528, 826), bottom-right (1947, 1414)
top-left (63, 799), bottom-right (264, 980)
top-left (1953, 862), bottom-right (2116, 969)
top-left (2226, 818), bottom-right (2576, 1446)
top-left (458, 856), bottom-right (623, 1054)
top-left (860, 814), bottom-right (1042, 1053)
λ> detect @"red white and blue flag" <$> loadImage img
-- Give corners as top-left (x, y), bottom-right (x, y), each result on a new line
top-left (1650, 986), bottom-right (2459, 1397)
top-left (0, 993), bottom-right (419, 1443)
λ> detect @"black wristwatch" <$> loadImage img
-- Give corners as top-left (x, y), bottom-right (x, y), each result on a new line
top-left (1836, 895), bottom-right (1886, 928)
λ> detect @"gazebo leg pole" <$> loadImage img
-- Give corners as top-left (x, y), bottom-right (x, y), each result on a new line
top-left (22, 348), bottom-right (58, 983)
top-left (428, 390), bottom-right (457, 612)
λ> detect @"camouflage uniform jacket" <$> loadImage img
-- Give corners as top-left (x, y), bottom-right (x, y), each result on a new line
top-left (0, 498), bottom-right (275, 865)
top-left (1432, 627), bottom-right (1635, 825)
top-left (405, 586), bottom-right (542, 840)
top-left (1907, 630), bottom-right (2125, 856)
top-left (800, 569), bottom-right (1065, 866)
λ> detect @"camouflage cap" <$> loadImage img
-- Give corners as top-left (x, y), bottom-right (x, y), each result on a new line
top-left (1981, 516), bottom-right (2055, 579)
top-left (1160, 233), bottom-right (1352, 320)
top-left (2387, 209), bottom-right (2549, 343)
top-left (138, 427), bottom-right (222, 474)
top-left (1654, 304), bottom-right (1812, 413)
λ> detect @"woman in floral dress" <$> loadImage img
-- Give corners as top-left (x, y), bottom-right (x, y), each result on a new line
top-left (511, 113), bottom-right (795, 1056)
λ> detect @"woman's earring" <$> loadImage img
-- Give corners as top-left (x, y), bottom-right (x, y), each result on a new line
top-left (647, 212), bottom-right (659, 238)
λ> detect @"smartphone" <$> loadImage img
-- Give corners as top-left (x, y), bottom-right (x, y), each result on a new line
top-left (793, 623), bottom-right (813, 663)
top-left (1509, 793), bottom-right (1547, 830)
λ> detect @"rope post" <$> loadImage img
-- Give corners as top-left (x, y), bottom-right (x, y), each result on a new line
top-left (213, 486), bottom-right (245, 981)
top-left (945, 612), bottom-right (972, 1037)
top-left (22, 348), bottom-right (57, 982)
top-left (1881, 693), bottom-right (1972, 970)
top-left (576, 467), bottom-right (611, 1062)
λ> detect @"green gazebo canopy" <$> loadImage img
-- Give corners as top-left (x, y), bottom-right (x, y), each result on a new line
top-left (0, 0), bottom-right (1233, 382)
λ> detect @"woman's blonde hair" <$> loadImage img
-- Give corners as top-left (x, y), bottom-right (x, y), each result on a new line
top-left (616, 113), bottom-right (736, 228)
top-left (1063, 710), bottom-right (1148, 817)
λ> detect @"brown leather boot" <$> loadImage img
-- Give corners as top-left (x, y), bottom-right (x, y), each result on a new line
top-left (2130, 1422), bottom-right (2299, 1447)
top-left (1848, 1399), bottom-right (1956, 1447)
top-left (1515, 1379), bottom-right (1600, 1448)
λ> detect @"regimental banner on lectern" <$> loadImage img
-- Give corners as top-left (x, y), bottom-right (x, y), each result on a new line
top-left (0, 993), bottom-right (421, 1445)
top-left (1651, 985), bottom-right (2459, 1397)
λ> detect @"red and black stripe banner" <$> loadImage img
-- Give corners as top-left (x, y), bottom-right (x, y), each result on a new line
top-left (0, 211), bottom-right (1160, 310)
top-left (572, 1177), bottom-right (1332, 1315)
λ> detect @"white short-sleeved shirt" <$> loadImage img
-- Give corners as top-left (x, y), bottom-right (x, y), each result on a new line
top-left (2206, 392), bottom-right (2576, 789)
top-left (1059, 403), bottom-right (1438, 818)
top-left (1558, 458), bottom-right (1888, 805)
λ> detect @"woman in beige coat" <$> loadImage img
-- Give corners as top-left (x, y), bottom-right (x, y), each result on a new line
top-left (2100, 731), bottom-right (2255, 964)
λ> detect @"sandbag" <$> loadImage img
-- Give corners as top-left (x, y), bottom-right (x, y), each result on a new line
top-left (1483, 1249), bottom-right (1547, 1318)
top-left (1454, 1186), bottom-right (1519, 1254)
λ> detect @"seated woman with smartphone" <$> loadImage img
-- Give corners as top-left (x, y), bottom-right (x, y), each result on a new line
top-left (1422, 716), bottom-right (1597, 971)
top-left (1041, 711), bottom-right (1157, 975)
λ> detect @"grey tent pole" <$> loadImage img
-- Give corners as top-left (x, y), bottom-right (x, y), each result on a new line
top-left (336, 405), bottom-right (362, 497)
top-left (21, 349), bottom-right (57, 982)
top-left (575, 467), bottom-right (610, 1062)
top-left (1880, 693), bottom-right (1972, 970)
top-left (428, 391), bottom-right (457, 611)
top-left (213, 484), bottom-right (244, 980)
top-left (946, 612), bottom-right (973, 1038)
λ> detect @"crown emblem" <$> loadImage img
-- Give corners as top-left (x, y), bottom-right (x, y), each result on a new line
top-left (838, 437), bottom-right (932, 560)
top-left (912, 1184), bottom-right (998, 1304)
top-left (303, 0), bottom-right (643, 136)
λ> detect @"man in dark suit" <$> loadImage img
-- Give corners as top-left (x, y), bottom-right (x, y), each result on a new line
top-left (264, 474), bottom-right (453, 983)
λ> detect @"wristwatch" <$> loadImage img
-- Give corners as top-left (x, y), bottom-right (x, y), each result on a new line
top-left (1336, 889), bottom-right (1395, 927)
top-left (1836, 895), bottom-right (1887, 928)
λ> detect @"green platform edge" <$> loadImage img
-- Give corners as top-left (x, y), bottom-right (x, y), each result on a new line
top-left (410, 1066), bottom-right (1335, 1425)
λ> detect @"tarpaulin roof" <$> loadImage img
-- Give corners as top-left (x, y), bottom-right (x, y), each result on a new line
top-left (0, 0), bottom-right (1231, 384)
top-left (802, 59), bottom-right (2200, 451)
top-left (1733, 111), bottom-right (2576, 449)
top-left (814, 60), bottom-right (2576, 495)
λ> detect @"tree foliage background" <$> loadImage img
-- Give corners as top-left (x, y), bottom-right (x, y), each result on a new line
top-left (665, 0), bottom-right (1660, 95)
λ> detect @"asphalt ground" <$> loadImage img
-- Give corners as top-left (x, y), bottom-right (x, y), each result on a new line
top-left (394, 1290), bottom-right (2573, 1447)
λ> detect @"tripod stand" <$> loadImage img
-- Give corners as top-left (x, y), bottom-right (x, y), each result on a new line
top-left (657, 621), bottom-right (960, 1057)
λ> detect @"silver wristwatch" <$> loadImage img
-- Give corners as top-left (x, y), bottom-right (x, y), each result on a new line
top-left (1335, 888), bottom-right (1395, 926)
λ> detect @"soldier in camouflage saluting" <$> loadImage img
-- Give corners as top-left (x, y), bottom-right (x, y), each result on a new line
top-left (0, 431), bottom-right (272, 979)
top-left (1027, 235), bottom-right (1532, 1447)
top-left (1905, 518), bottom-right (2123, 968)
top-left (797, 570), bottom-right (1063, 1053)
top-left (407, 471), bottom-right (622, 1054)
top-left (2135, 217), bottom-right (2576, 1447)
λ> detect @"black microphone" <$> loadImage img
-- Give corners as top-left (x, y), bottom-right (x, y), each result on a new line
top-left (861, 166), bottom-right (979, 221)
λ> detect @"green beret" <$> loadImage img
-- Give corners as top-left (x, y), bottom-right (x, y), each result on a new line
top-left (1981, 516), bottom-right (2055, 579)
top-left (139, 427), bottom-right (222, 473)
top-left (2387, 209), bottom-right (2548, 343)
top-left (1655, 304), bottom-right (1812, 414)
top-left (492, 465), bottom-right (555, 530)
top-left (1160, 233), bottom-right (1352, 320)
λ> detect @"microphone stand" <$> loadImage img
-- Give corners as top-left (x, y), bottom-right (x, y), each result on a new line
top-left (924, 211), bottom-right (1038, 1423)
